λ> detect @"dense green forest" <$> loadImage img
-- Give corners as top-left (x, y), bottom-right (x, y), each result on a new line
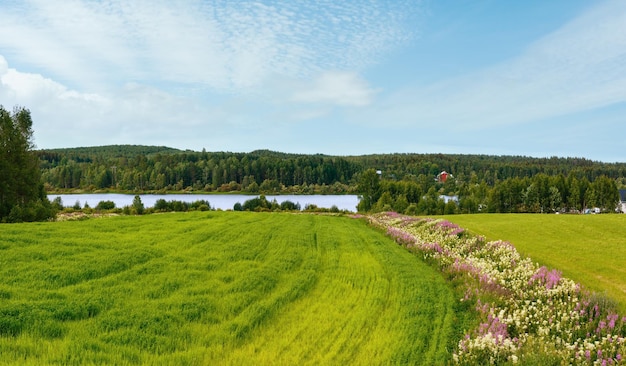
top-left (38, 145), bottom-right (626, 214)
top-left (39, 146), bottom-right (361, 194)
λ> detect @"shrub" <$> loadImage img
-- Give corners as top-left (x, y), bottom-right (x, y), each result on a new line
top-left (4, 200), bottom-right (56, 223)
top-left (132, 195), bottom-right (144, 215)
top-left (96, 200), bottom-right (116, 210)
top-left (280, 200), bottom-right (301, 211)
top-left (242, 196), bottom-right (272, 211)
top-left (154, 199), bottom-right (169, 212)
top-left (190, 200), bottom-right (211, 211)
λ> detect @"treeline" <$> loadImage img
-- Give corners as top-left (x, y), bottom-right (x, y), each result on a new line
top-left (39, 145), bottom-right (626, 194)
top-left (356, 153), bottom-right (626, 183)
top-left (357, 169), bottom-right (620, 215)
top-left (39, 147), bottom-right (360, 194)
top-left (52, 196), bottom-right (213, 216)
top-left (37, 145), bottom-right (626, 214)
top-left (53, 195), bottom-right (344, 220)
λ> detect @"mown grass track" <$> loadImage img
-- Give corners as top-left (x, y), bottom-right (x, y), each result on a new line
top-left (0, 212), bottom-right (466, 365)
top-left (442, 214), bottom-right (626, 313)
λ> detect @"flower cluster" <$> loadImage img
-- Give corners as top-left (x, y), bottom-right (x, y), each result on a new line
top-left (368, 212), bottom-right (626, 365)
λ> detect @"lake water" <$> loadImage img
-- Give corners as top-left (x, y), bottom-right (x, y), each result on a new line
top-left (48, 193), bottom-right (360, 212)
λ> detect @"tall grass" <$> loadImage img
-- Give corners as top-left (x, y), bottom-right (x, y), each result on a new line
top-left (442, 214), bottom-right (626, 313)
top-left (0, 212), bottom-right (467, 365)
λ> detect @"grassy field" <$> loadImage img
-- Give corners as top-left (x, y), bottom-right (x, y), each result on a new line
top-left (0, 212), bottom-right (467, 365)
top-left (442, 214), bottom-right (626, 313)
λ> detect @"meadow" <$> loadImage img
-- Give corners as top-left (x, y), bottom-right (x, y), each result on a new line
top-left (373, 212), bottom-right (626, 364)
top-left (0, 212), bottom-right (468, 365)
top-left (441, 214), bottom-right (626, 313)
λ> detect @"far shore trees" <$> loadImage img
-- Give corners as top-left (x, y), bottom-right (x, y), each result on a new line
top-left (0, 105), bottom-right (55, 222)
top-left (356, 169), bottom-right (380, 212)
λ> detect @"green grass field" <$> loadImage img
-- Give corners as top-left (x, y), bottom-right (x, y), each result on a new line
top-left (442, 214), bottom-right (626, 313)
top-left (0, 212), bottom-right (467, 365)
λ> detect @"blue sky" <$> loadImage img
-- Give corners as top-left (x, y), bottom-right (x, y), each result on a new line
top-left (1, 1), bottom-right (625, 162)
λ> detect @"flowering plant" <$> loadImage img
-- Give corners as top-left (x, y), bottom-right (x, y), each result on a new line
top-left (368, 212), bottom-right (626, 365)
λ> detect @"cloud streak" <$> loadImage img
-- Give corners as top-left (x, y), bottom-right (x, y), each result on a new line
top-left (369, 0), bottom-right (626, 130)
top-left (0, 1), bottom-right (419, 150)
top-left (0, 0), bottom-right (416, 93)
top-left (0, 0), bottom-right (623, 161)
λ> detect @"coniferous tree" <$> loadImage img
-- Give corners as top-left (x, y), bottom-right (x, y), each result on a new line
top-left (0, 106), bottom-right (55, 222)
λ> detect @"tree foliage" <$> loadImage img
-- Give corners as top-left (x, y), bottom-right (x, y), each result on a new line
top-left (36, 144), bottom-right (626, 215)
top-left (39, 147), bottom-right (359, 194)
top-left (0, 106), bottom-right (55, 222)
top-left (356, 169), bottom-right (381, 212)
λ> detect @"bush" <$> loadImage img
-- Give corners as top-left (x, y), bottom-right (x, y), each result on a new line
top-left (303, 204), bottom-right (318, 211)
top-left (280, 200), bottom-right (301, 211)
top-left (132, 196), bottom-right (144, 215)
top-left (52, 197), bottom-right (64, 211)
top-left (149, 199), bottom-right (212, 213)
top-left (96, 200), bottom-right (116, 210)
top-left (242, 196), bottom-right (270, 211)
top-left (4, 199), bottom-right (56, 223)
top-left (190, 200), bottom-right (211, 211)
top-left (154, 199), bottom-right (169, 212)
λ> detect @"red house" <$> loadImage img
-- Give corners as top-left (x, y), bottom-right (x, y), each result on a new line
top-left (437, 171), bottom-right (450, 183)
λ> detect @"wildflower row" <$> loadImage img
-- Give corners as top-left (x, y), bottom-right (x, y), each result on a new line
top-left (368, 212), bottom-right (626, 365)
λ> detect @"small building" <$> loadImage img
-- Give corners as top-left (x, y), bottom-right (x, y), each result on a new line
top-left (437, 171), bottom-right (451, 183)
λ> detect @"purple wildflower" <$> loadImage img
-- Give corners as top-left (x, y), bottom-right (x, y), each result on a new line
top-left (529, 266), bottom-right (562, 289)
top-left (477, 314), bottom-right (509, 344)
top-left (434, 220), bottom-right (464, 236)
top-left (545, 269), bottom-right (561, 289)
top-left (386, 227), bottom-right (415, 246)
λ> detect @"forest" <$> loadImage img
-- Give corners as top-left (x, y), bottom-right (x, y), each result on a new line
top-left (38, 145), bottom-right (626, 214)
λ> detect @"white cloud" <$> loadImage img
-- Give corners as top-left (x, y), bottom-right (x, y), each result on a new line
top-left (0, 1), bottom-right (421, 151)
top-left (0, 1), bottom-right (417, 94)
top-left (0, 55), bottom-right (106, 106)
top-left (0, 54), bottom-right (203, 147)
top-left (0, 56), bottom-right (7, 75)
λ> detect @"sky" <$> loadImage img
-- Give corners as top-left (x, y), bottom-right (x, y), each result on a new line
top-left (1, 0), bottom-right (625, 162)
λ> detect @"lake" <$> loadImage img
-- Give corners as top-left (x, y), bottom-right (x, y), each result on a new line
top-left (48, 193), bottom-right (360, 212)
